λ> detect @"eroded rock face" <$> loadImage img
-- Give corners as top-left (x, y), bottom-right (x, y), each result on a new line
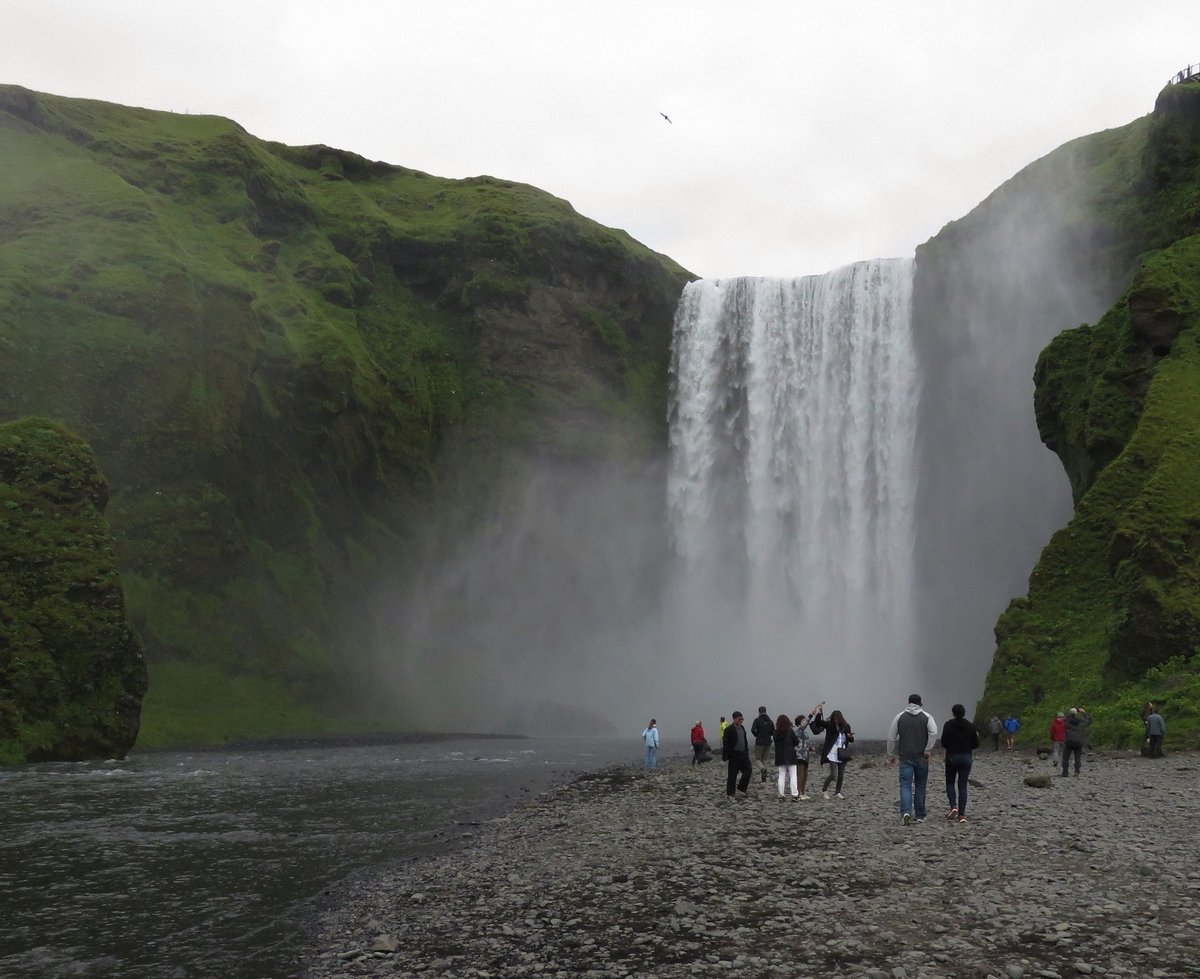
top-left (0, 417), bottom-right (148, 763)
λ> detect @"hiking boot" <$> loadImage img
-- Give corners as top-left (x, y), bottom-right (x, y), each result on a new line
top-left (835, 792), bottom-right (845, 799)
top-left (915, 817), bottom-right (925, 823)
top-left (902, 812), bottom-right (912, 826)
top-left (946, 808), bottom-right (958, 820)
top-left (822, 791), bottom-right (830, 800)
top-left (799, 793), bottom-right (810, 800)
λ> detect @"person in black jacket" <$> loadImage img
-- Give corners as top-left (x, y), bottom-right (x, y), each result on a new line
top-left (772, 714), bottom-right (801, 798)
top-left (941, 703), bottom-right (980, 823)
top-left (750, 706), bottom-right (774, 784)
top-left (809, 708), bottom-right (854, 799)
top-left (721, 710), bottom-right (752, 798)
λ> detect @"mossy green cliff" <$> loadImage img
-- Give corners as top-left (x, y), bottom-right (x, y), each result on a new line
top-left (0, 417), bottom-right (147, 762)
top-left (977, 80), bottom-right (1200, 747)
top-left (0, 85), bottom-right (692, 749)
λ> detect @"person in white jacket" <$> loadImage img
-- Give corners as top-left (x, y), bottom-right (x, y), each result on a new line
top-left (887, 694), bottom-right (938, 825)
top-left (641, 720), bottom-right (660, 769)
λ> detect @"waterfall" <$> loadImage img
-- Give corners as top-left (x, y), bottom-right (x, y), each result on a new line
top-left (667, 259), bottom-right (917, 719)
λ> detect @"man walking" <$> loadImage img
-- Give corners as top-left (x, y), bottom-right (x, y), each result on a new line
top-left (887, 693), bottom-right (938, 825)
top-left (722, 710), bottom-right (752, 799)
top-left (750, 706), bottom-right (774, 784)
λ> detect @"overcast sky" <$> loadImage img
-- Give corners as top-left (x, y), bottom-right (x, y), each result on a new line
top-left (5, 2), bottom-right (1199, 278)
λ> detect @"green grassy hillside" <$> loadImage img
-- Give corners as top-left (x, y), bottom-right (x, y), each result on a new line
top-left (978, 79), bottom-right (1200, 747)
top-left (0, 85), bottom-right (692, 747)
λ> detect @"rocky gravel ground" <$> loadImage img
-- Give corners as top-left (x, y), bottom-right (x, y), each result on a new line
top-left (302, 748), bottom-right (1199, 979)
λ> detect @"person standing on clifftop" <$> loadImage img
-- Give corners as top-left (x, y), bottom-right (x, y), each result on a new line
top-left (722, 710), bottom-right (752, 799)
top-left (641, 719), bottom-right (659, 770)
top-left (750, 706), bottom-right (774, 784)
top-left (888, 693), bottom-right (938, 825)
top-left (1061, 707), bottom-right (1090, 776)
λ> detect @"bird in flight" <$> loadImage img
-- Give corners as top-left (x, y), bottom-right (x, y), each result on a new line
top-left (660, 112), bottom-right (673, 124)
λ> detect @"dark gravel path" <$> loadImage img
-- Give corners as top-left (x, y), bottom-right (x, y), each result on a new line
top-left (303, 748), bottom-right (1199, 979)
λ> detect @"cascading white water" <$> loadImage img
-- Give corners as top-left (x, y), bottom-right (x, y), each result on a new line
top-left (667, 259), bottom-right (918, 719)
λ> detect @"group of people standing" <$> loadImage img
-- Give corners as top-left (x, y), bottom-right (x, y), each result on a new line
top-left (649, 695), bottom-right (1169, 820)
top-left (719, 703), bottom-right (854, 801)
top-left (716, 693), bottom-right (985, 825)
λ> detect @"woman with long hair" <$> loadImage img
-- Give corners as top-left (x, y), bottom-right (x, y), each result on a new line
top-left (809, 708), bottom-right (854, 799)
top-left (793, 703), bottom-right (821, 800)
top-left (772, 714), bottom-right (800, 798)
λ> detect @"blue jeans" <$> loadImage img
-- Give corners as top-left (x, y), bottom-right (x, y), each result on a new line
top-left (643, 745), bottom-right (657, 769)
top-left (945, 753), bottom-right (973, 815)
top-left (898, 756), bottom-right (929, 819)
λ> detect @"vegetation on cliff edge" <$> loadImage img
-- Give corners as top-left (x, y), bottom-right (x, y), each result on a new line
top-left (979, 80), bottom-right (1200, 748)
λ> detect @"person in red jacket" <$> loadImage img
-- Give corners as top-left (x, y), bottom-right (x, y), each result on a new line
top-left (1049, 711), bottom-right (1066, 769)
top-left (690, 721), bottom-right (706, 765)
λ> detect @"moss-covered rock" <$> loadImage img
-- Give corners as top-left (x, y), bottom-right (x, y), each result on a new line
top-left (0, 417), bottom-right (148, 762)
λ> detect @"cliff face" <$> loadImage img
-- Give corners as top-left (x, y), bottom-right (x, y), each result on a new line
top-left (910, 113), bottom-right (1153, 708)
top-left (0, 85), bottom-right (692, 745)
top-left (976, 80), bottom-right (1200, 745)
top-left (0, 417), bottom-right (148, 762)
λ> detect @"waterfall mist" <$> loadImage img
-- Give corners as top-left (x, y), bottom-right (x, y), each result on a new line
top-left (365, 140), bottom-right (1136, 742)
top-left (664, 262), bottom-right (918, 733)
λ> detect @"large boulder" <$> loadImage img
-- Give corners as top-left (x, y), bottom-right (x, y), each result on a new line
top-left (0, 417), bottom-right (148, 762)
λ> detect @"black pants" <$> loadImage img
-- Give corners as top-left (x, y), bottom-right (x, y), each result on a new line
top-left (1062, 744), bottom-right (1083, 774)
top-left (726, 753), bottom-right (752, 795)
top-left (1148, 735), bottom-right (1164, 757)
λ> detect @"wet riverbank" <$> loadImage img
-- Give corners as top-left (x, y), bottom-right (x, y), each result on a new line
top-left (0, 736), bottom-right (632, 979)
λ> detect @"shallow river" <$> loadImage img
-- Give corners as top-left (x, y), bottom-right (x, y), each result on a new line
top-left (0, 735), bottom-right (635, 978)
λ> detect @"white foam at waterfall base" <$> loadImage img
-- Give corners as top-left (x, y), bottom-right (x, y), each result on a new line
top-left (665, 260), bottom-right (918, 731)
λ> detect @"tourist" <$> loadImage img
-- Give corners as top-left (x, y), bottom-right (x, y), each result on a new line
top-left (1049, 711), bottom-right (1065, 768)
top-left (1145, 707), bottom-right (1166, 758)
top-left (1003, 714), bottom-right (1019, 750)
top-left (772, 714), bottom-right (800, 798)
top-left (989, 715), bottom-right (1002, 751)
top-left (1061, 707), bottom-right (1090, 776)
top-left (750, 706), bottom-right (775, 783)
top-left (793, 703), bottom-right (822, 800)
top-left (722, 710), bottom-right (752, 798)
top-left (809, 707), bottom-right (854, 799)
top-left (718, 715), bottom-right (727, 740)
top-left (887, 693), bottom-right (938, 825)
top-left (690, 720), bottom-right (706, 765)
top-left (940, 703), bottom-right (979, 823)
top-left (641, 719), bottom-right (659, 769)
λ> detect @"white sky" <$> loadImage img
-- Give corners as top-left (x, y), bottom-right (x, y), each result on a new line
top-left (5, 1), bottom-right (1199, 278)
